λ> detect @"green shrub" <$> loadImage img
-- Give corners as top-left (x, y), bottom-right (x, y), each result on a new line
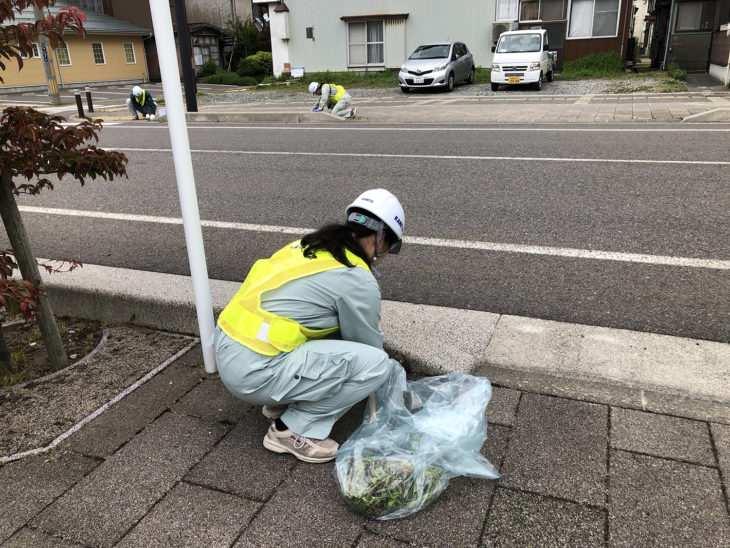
top-left (300, 70), bottom-right (397, 88)
top-left (474, 67), bottom-right (491, 84)
top-left (560, 52), bottom-right (623, 79)
top-left (200, 60), bottom-right (219, 78)
top-left (200, 73), bottom-right (257, 86)
top-left (667, 61), bottom-right (686, 81)
top-left (237, 51), bottom-right (273, 80)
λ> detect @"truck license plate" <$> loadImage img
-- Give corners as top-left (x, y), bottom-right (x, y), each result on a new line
top-left (508, 77), bottom-right (520, 84)
top-left (414, 77), bottom-right (424, 84)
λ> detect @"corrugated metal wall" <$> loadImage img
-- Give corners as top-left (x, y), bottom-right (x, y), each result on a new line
top-left (385, 18), bottom-right (406, 68)
top-left (281, 0), bottom-right (497, 73)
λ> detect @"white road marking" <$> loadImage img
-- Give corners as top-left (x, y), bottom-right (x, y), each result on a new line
top-left (109, 147), bottom-right (730, 166)
top-left (103, 124), bottom-right (730, 132)
top-left (17, 206), bottom-right (730, 270)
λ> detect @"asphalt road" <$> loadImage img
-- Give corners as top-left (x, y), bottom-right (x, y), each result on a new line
top-left (3, 123), bottom-right (729, 343)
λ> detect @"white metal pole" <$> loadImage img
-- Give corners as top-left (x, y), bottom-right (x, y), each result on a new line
top-left (148, 0), bottom-right (217, 373)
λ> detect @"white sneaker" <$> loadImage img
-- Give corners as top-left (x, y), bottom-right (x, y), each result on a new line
top-left (263, 424), bottom-right (339, 463)
top-left (149, 114), bottom-right (155, 121)
top-left (145, 113), bottom-right (150, 119)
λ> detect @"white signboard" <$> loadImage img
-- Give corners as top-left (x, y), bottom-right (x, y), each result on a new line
top-left (291, 66), bottom-right (304, 77)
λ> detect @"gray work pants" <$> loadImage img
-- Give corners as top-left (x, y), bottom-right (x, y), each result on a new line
top-left (213, 327), bottom-right (395, 439)
top-left (331, 93), bottom-right (353, 118)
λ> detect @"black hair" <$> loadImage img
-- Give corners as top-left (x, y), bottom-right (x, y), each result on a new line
top-left (300, 208), bottom-right (397, 267)
top-left (301, 223), bottom-right (372, 267)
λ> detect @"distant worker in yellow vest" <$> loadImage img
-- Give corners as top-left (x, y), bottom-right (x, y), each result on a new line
top-left (213, 189), bottom-right (406, 463)
top-left (126, 85), bottom-right (158, 121)
top-left (309, 81), bottom-right (356, 118)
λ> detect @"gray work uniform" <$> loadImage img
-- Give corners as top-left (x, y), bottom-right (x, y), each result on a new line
top-left (315, 84), bottom-right (353, 118)
top-left (213, 264), bottom-right (396, 439)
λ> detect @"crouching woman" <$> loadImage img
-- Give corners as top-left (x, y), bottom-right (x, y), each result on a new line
top-left (213, 189), bottom-right (405, 463)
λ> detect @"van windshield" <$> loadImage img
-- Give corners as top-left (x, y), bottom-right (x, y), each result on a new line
top-left (496, 33), bottom-right (542, 53)
top-left (409, 45), bottom-right (450, 60)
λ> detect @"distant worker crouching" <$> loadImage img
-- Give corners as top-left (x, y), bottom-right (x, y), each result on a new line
top-left (309, 81), bottom-right (356, 119)
top-left (126, 85), bottom-right (158, 121)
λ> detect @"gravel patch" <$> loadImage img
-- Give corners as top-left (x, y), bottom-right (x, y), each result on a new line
top-left (197, 78), bottom-right (670, 106)
top-left (0, 326), bottom-right (193, 457)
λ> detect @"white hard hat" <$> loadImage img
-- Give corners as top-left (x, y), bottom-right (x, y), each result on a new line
top-left (346, 189), bottom-right (405, 241)
top-left (308, 81), bottom-right (320, 94)
top-left (132, 85), bottom-right (143, 97)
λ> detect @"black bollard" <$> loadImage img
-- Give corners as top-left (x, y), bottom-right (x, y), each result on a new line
top-left (84, 86), bottom-right (94, 113)
top-left (74, 89), bottom-right (85, 118)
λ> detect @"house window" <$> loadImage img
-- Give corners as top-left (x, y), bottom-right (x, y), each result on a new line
top-left (91, 42), bottom-right (105, 64)
top-left (193, 46), bottom-right (211, 66)
top-left (521, 0), bottom-right (540, 20)
top-left (568, 0), bottom-right (620, 38)
top-left (347, 20), bottom-right (384, 66)
top-left (68, 0), bottom-right (104, 13)
top-left (520, 0), bottom-right (567, 21)
top-left (32, 43), bottom-right (40, 58)
top-left (56, 43), bottom-right (71, 65)
top-left (123, 43), bottom-right (136, 63)
top-left (674, 1), bottom-right (715, 32)
top-left (496, 0), bottom-right (519, 20)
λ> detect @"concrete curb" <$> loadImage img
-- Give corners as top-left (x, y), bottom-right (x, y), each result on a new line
top-left (682, 107), bottom-right (730, 122)
top-left (36, 262), bottom-right (730, 423)
top-left (184, 110), bottom-right (344, 123)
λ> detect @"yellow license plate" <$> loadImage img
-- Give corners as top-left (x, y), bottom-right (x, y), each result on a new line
top-left (508, 77), bottom-right (520, 84)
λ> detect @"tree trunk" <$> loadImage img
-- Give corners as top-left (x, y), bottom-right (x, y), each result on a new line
top-left (0, 324), bottom-right (10, 372)
top-left (0, 173), bottom-right (68, 371)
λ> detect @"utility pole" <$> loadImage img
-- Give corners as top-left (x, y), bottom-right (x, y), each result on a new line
top-left (172, 0), bottom-right (198, 112)
top-left (33, 4), bottom-right (61, 105)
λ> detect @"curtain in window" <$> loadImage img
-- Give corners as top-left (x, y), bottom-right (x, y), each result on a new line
top-left (348, 22), bottom-right (367, 65)
top-left (593, 0), bottom-right (618, 36)
top-left (568, 0), bottom-right (593, 36)
top-left (367, 21), bottom-right (384, 64)
top-left (496, 0), bottom-right (519, 20)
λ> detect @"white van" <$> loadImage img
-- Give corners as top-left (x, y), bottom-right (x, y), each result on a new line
top-left (490, 29), bottom-right (556, 91)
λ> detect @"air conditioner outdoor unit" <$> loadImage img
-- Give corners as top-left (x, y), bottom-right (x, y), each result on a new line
top-left (492, 23), bottom-right (509, 44)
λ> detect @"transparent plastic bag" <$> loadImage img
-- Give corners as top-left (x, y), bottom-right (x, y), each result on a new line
top-left (334, 363), bottom-right (500, 520)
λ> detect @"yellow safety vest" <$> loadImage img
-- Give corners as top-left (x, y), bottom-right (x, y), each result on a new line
top-left (324, 83), bottom-right (346, 105)
top-left (139, 90), bottom-right (147, 106)
top-left (217, 241), bottom-right (369, 356)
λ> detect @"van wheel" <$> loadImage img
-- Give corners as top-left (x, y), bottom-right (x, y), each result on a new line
top-left (491, 83), bottom-right (499, 91)
top-left (447, 73), bottom-right (455, 92)
top-left (467, 67), bottom-right (475, 84)
top-left (535, 73), bottom-right (542, 91)
top-left (547, 70), bottom-right (554, 82)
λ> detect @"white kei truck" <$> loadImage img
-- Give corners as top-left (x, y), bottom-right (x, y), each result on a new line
top-left (490, 29), bottom-right (556, 91)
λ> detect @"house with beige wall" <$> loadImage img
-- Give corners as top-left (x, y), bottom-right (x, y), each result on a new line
top-left (0, 1), bottom-right (150, 92)
top-left (67, 0), bottom-right (253, 79)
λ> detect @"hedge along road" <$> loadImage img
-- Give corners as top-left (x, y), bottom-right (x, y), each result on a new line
top-left (4, 124), bottom-right (729, 343)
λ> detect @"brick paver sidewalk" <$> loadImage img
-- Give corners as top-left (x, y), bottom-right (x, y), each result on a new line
top-left (2, 345), bottom-right (729, 547)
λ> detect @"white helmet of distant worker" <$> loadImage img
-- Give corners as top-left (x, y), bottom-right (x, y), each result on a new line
top-left (132, 85), bottom-right (143, 97)
top-left (308, 81), bottom-right (320, 94)
top-left (346, 188), bottom-right (405, 257)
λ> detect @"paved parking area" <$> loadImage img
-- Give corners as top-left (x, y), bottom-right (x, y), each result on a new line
top-left (0, 82), bottom-right (246, 106)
